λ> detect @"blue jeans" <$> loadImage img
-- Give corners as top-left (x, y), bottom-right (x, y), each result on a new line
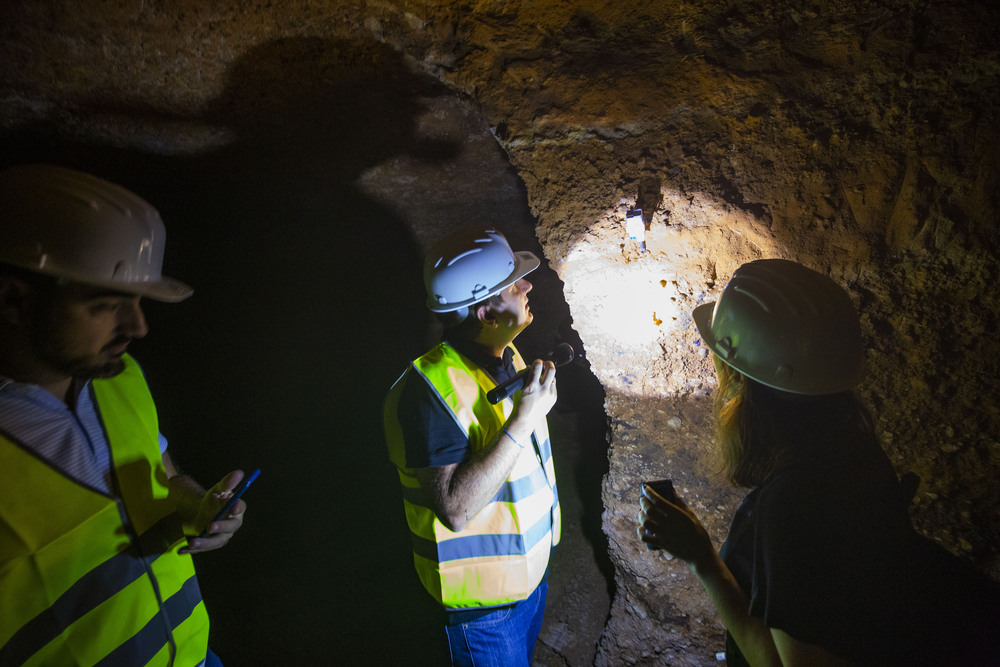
top-left (445, 583), bottom-right (548, 667)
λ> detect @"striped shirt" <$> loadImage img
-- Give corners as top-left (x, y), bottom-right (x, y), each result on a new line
top-left (0, 374), bottom-right (168, 495)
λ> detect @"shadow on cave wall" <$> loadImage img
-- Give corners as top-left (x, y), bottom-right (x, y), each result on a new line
top-left (1, 36), bottom-right (457, 664)
top-left (1, 34), bottom-right (616, 664)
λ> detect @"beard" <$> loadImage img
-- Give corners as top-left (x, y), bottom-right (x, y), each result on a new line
top-left (70, 356), bottom-right (127, 379)
top-left (34, 339), bottom-right (128, 380)
top-left (27, 307), bottom-right (129, 380)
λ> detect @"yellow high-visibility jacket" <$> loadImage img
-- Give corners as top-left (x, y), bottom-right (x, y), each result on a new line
top-left (0, 355), bottom-right (209, 666)
top-left (384, 342), bottom-right (561, 610)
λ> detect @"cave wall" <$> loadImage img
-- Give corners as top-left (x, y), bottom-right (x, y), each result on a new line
top-left (2, 1), bottom-right (998, 665)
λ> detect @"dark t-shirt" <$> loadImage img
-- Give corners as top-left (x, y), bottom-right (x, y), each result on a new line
top-left (719, 438), bottom-right (1000, 665)
top-left (395, 339), bottom-right (516, 469)
top-left (719, 437), bottom-right (915, 665)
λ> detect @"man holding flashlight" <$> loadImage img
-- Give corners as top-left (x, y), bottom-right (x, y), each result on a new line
top-left (0, 164), bottom-right (246, 666)
top-left (384, 228), bottom-right (561, 667)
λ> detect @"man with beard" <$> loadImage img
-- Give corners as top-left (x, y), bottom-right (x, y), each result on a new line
top-left (0, 164), bottom-right (246, 666)
top-left (384, 228), bottom-right (560, 667)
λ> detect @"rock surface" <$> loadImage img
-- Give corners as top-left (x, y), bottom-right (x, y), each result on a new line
top-left (2, 1), bottom-right (998, 664)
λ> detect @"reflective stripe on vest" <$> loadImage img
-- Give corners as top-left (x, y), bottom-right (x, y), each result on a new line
top-left (0, 355), bottom-right (209, 666)
top-left (384, 342), bottom-right (561, 610)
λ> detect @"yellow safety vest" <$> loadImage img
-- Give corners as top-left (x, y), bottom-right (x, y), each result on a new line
top-left (384, 342), bottom-right (561, 610)
top-left (0, 355), bottom-right (209, 666)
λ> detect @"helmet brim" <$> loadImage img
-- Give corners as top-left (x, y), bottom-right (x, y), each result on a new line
top-left (75, 274), bottom-right (193, 302)
top-left (127, 275), bottom-right (193, 302)
top-left (59, 269), bottom-right (192, 302)
top-left (426, 250), bottom-right (539, 313)
top-left (3, 259), bottom-right (193, 303)
top-left (692, 301), bottom-right (717, 351)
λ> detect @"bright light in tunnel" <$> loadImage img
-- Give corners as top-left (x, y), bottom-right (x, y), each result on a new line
top-left (561, 234), bottom-right (695, 399)
top-left (557, 189), bottom-right (784, 399)
top-left (572, 259), bottom-right (682, 346)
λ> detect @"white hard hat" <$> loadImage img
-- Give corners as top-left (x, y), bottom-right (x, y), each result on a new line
top-left (692, 259), bottom-right (865, 395)
top-left (0, 164), bottom-right (192, 302)
top-left (424, 228), bottom-right (539, 313)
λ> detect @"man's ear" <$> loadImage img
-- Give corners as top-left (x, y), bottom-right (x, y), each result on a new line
top-left (475, 303), bottom-right (498, 328)
top-left (0, 276), bottom-right (30, 325)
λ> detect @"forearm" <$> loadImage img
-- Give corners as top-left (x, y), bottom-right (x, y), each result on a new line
top-left (426, 363), bottom-right (556, 532)
top-left (443, 401), bottom-right (553, 525)
top-left (690, 554), bottom-right (782, 667)
top-left (437, 429), bottom-right (523, 531)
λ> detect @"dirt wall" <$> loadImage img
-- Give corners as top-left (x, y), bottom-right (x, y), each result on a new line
top-left (2, 1), bottom-right (997, 664)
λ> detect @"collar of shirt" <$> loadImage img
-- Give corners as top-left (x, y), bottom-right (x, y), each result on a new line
top-left (0, 374), bottom-right (111, 492)
top-left (443, 336), bottom-right (516, 385)
top-left (0, 375), bottom-right (91, 410)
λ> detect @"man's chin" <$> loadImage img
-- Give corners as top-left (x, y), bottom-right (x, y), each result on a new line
top-left (81, 359), bottom-right (127, 379)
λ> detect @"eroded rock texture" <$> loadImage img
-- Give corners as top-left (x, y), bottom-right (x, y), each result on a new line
top-left (2, 1), bottom-right (997, 664)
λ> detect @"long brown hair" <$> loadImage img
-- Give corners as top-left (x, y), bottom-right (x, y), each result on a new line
top-left (713, 354), bottom-right (878, 488)
top-left (714, 356), bottom-right (771, 487)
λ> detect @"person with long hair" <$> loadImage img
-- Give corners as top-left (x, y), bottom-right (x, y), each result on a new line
top-left (638, 259), bottom-right (999, 666)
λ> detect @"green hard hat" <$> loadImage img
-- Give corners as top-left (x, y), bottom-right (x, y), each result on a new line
top-left (692, 259), bottom-right (865, 395)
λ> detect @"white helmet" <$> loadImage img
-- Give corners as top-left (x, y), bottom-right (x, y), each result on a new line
top-left (692, 259), bottom-right (865, 395)
top-left (0, 164), bottom-right (192, 302)
top-left (424, 228), bottom-right (539, 314)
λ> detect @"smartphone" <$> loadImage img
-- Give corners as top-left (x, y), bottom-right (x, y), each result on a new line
top-left (641, 479), bottom-right (678, 550)
top-left (642, 478), bottom-right (678, 503)
top-left (199, 469), bottom-right (260, 537)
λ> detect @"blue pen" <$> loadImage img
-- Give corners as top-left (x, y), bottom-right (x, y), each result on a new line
top-left (199, 468), bottom-right (260, 537)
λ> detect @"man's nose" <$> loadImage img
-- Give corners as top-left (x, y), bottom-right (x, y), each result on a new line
top-left (119, 301), bottom-right (149, 338)
top-left (518, 278), bottom-right (533, 294)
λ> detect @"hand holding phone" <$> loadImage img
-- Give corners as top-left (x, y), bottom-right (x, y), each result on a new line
top-left (641, 479), bottom-right (678, 550)
top-left (199, 469), bottom-right (260, 538)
